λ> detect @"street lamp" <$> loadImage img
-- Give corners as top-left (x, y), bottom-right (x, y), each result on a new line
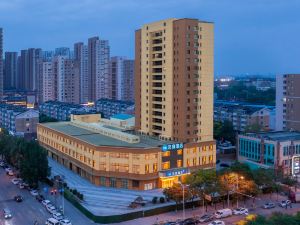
top-left (236, 175), bottom-right (244, 208)
top-left (177, 181), bottom-right (188, 221)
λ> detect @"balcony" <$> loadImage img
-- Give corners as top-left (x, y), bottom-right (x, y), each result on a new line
top-left (152, 75), bottom-right (163, 81)
top-left (152, 82), bottom-right (163, 87)
top-left (152, 46), bottom-right (163, 52)
top-left (153, 90), bottom-right (163, 95)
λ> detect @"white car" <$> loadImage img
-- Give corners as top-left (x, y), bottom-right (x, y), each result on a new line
top-left (42, 200), bottom-right (51, 207)
top-left (11, 178), bottom-right (21, 185)
top-left (19, 183), bottom-right (25, 189)
top-left (5, 167), bottom-right (12, 172)
top-left (208, 220), bottom-right (225, 225)
top-left (59, 219), bottom-right (72, 225)
top-left (47, 205), bottom-right (57, 214)
top-left (233, 207), bottom-right (248, 215)
top-left (3, 209), bottom-right (12, 219)
top-left (53, 212), bottom-right (64, 221)
top-left (30, 190), bottom-right (39, 196)
top-left (0, 161), bottom-right (5, 166)
top-left (46, 218), bottom-right (60, 225)
top-left (279, 200), bottom-right (291, 208)
top-left (7, 170), bottom-right (14, 176)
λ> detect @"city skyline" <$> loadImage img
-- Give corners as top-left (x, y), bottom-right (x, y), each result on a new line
top-left (0, 0), bottom-right (299, 75)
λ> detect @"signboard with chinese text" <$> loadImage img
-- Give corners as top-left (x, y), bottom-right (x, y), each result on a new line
top-left (162, 143), bottom-right (184, 152)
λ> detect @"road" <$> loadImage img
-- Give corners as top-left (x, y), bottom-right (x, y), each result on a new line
top-left (0, 167), bottom-right (95, 225)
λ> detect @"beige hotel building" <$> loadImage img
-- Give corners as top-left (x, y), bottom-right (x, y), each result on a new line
top-left (37, 18), bottom-right (216, 190)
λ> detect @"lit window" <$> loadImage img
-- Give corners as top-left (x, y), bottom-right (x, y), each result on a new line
top-left (162, 161), bottom-right (170, 170)
top-left (177, 160), bottom-right (182, 167)
top-left (162, 151), bottom-right (170, 157)
top-left (177, 149), bottom-right (183, 155)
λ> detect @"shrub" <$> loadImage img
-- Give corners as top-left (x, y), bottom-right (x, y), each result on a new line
top-left (73, 189), bottom-right (78, 195)
top-left (152, 197), bottom-right (158, 204)
top-left (159, 197), bottom-right (165, 203)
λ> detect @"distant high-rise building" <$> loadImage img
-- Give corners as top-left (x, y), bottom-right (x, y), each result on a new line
top-left (74, 42), bottom-right (89, 103)
top-left (4, 52), bottom-right (18, 90)
top-left (135, 18), bottom-right (214, 143)
top-left (18, 48), bottom-right (42, 91)
top-left (38, 61), bottom-right (55, 103)
top-left (53, 56), bottom-right (80, 104)
top-left (109, 56), bottom-right (134, 101)
top-left (55, 47), bottom-right (71, 59)
top-left (88, 37), bottom-right (110, 102)
top-left (276, 74), bottom-right (300, 131)
top-left (42, 50), bottom-right (54, 62)
top-left (0, 28), bottom-right (3, 98)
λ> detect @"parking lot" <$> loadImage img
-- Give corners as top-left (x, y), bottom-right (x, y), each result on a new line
top-left (0, 161), bottom-right (94, 225)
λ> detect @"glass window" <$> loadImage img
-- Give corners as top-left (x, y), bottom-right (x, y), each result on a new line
top-left (100, 177), bottom-right (106, 186)
top-left (109, 178), bottom-right (116, 188)
top-left (163, 151), bottom-right (170, 157)
top-left (162, 161), bottom-right (170, 170)
top-left (177, 160), bottom-right (182, 167)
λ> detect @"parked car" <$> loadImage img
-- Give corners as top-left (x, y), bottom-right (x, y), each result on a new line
top-left (233, 207), bottom-right (248, 215)
top-left (42, 200), bottom-right (52, 207)
top-left (215, 208), bottom-right (232, 219)
top-left (59, 219), bottom-right (72, 225)
top-left (30, 190), bottom-right (39, 196)
top-left (279, 200), bottom-right (291, 208)
top-left (47, 205), bottom-right (57, 214)
top-left (19, 183), bottom-right (25, 189)
top-left (14, 195), bottom-right (23, 202)
top-left (7, 170), bottom-right (14, 176)
top-left (208, 220), bottom-right (225, 225)
top-left (262, 202), bottom-right (275, 209)
top-left (11, 178), bottom-right (21, 185)
top-left (180, 218), bottom-right (199, 225)
top-left (5, 167), bottom-right (12, 173)
top-left (0, 161), bottom-right (6, 167)
top-left (45, 218), bottom-right (60, 225)
top-left (199, 214), bottom-right (214, 223)
top-left (36, 194), bottom-right (45, 202)
top-left (3, 209), bottom-right (12, 219)
top-left (53, 212), bottom-right (64, 221)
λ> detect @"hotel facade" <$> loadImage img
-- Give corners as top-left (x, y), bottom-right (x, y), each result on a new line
top-left (37, 18), bottom-right (216, 190)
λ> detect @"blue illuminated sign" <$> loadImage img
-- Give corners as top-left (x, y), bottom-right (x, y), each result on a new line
top-left (163, 168), bottom-right (189, 177)
top-left (162, 143), bottom-right (184, 152)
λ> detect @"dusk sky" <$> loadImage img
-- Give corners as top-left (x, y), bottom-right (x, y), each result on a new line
top-left (0, 0), bottom-right (299, 75)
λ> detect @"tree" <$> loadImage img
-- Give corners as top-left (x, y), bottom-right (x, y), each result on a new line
top-left (214, 120), bottom-right (236, 144)
top-left (163, 183), bottom-right (191, 211)
top-left (39, 114), bottom-right (58, 123)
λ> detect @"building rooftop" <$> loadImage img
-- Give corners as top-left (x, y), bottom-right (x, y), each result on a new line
top-left (111, 114), bottom-right (134, 120)
top-left (41, 122), bottom-right (175, 149)
top-left (245, 131), bottom-right (300, 142)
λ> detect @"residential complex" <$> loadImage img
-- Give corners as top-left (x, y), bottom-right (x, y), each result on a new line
top-left (39, 101), bottom-right (95, 121)
top-left (4, 52), bottom-right (18, 90)
top-left (110, 57), bottom-right (134, 101)
top-left (276, 74), bottom-right (300, 132)
top-left (0, 28), bottom-right (3, 99)
top-left (238, 131), bottom-right (300, 175)
top-left (0, 104), bottom-right (39, 139)
top-left (214, 100), bottom-right (275, 132)
top-left (95, 98), bottom-right (134, 118)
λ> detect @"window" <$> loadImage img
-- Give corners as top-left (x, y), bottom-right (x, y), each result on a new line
top-left (162, 151), bottom-right (170, 157)
top-left (109, 178), bottom-right (116, 188)
top-left (132, 165), bottom-right (140, 174)
top-left (121, 179), bottom-right (128, 189)
top-left (153, 163), bottom-right (158, 172)
top-left (177, 160), bottom-right (182, 167)
top-left (100, 177), bottom-right (106, 186)
top-left (145, 164), bottom-right (150, 173)
top-left (177, 149), bottom-right (183, 155)
top-left (132, 180), bottom-right (139, 188)
top-left (162, 161), bottom-right (170, 170)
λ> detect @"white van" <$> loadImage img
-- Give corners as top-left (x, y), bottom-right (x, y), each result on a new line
top-left (215, 208), bottom-right (232, 218)
top-left (45, 218), bottom-right (60, 225)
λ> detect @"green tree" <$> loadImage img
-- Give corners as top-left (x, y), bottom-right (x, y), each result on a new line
top-left (163, 183), bottom-right (191, 211)
top-left (39, 114), bottom-right (58, 123)
top-left (214, 120), bottom-right (236, 144)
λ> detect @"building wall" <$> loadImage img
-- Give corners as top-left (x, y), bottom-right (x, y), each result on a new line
top-left (39, 62), bottom-right (55, 103)
top-left (0, 28), bottom-right (3, 99)
top-left (276, 74), bottom-right (284, 131)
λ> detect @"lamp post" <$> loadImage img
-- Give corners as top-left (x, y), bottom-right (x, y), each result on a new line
top-left (236, 175), bottom-right (244, 208)
top-left (177, 181), bottom-right (186, 220)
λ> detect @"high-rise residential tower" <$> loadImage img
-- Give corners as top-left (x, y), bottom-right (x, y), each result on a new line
top-left (110, 56), bottom-right (134, 101)
top-left (0, 28), bottom-right (3, 98)
top-left (88, 37), bottom-right (110, 102)
top-left (276, 74), bottom-right (300, 131)
top-left (74, 42), bottom-right (89, 103)
top-left (4, 52), bottom-right (18, 90)
top-left (135, 18), bottom-right (214, 143)
top-left (38, 61), bottom-right (55, 103)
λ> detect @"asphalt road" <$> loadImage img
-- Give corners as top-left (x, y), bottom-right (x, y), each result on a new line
top-left (0, 167), bottom-right (95, 225)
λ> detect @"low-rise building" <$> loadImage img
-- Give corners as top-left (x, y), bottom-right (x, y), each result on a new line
top-left (237, 131), bottom-right (300, 175)
top-left (39, 101), bottom-right (95, 121)
top-left (37, 113), bottom-right (216, 190)
top-left (214, 101), bottom-right (275, 132)
top-left (95, 98), bottom-right (134, 118)
top-left (0, 104), bottom-right (39, 139)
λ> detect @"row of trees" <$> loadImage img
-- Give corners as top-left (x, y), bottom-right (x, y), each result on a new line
top-left (0, 130), bottom-right (50, 187)
top-left (164, 162), bottom-right (297, 210)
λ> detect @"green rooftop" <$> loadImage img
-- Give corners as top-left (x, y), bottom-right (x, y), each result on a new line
top-left (42, 122), bottom-right (175, 149)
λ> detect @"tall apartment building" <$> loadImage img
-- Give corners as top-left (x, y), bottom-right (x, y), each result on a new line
top-left (135, 18), bottom-right (214, 143)
top-left (55, 47), bottom-right (72, 59)
top-left (74, 42), bottom-right (89, 103)
top-left (18, 48), bottom-right (42, 91)
top-left (88, 37), bottom-right (110, 101)
top-left (276, 74), bottom-right (300, 131)
top-left (110, 57), bottom-right (134, 101)
top-left (38, 61), bottom-right (55, 103)
top-left (53, 56), bottom-right (80, 104)
top-left (0, 28), bottom-right (3, 99)
top-left (4, 52), bottom-right (18, 90)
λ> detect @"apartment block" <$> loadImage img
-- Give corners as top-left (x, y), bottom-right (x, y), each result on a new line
top-left (0, 28), bottom-right (3, 99)
top-left (88, 37), bottom-right (110, 101)
top-left (95, 98), bottom-right (134, 118)
top-left (0, 103), bottom-right (39, 139)
top-left (276, 74), bottom-right (300, 131)
top-left (38, 61), bottom-right (55, 103)
top-left (110, 57), bottom-right (134, 101)
top-left (4, 52), bottom-right (18, 90)
top-left (135, 18), bottom-right (214, 143)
